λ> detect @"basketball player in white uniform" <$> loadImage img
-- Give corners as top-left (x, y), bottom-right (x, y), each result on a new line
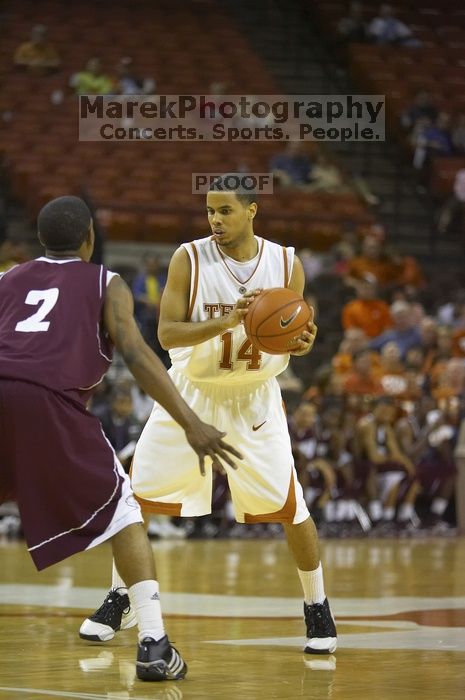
top-left (81, 178), bottom-right (337, 654)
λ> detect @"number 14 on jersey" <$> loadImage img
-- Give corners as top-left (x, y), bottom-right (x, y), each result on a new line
top-left (219, 331), bottom-right (262, 371)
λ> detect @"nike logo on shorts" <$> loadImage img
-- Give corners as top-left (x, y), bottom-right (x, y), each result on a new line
top-left (280, 306), bottom-right (301, 328)
top-left (252, 421), bottom-right (267, 431)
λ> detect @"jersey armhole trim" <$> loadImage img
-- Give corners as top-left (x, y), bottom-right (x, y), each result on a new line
top-left (282, 246), bottom-right (289, 288)
top-left (106, 271), bottom-right (119, 287)
top-left (186, 243), bottom-right (199, 321)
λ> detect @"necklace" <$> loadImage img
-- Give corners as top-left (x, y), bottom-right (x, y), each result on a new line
top-left (216, 238), bottom-right (264, 294)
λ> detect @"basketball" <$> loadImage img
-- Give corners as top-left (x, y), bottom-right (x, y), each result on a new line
top-left (244, 287), bottom-right (314, 355)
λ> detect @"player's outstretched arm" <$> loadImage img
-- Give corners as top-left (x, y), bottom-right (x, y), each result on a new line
top-left (104, 275), bottom-right (242, 475)
top-left (158, 247), bottom-right (256, 349)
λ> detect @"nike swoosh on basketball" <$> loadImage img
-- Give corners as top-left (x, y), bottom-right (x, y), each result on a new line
top-left (252, 421), bottom-right (267, 431)
top-left (280, 306), bottom-right (301, 328)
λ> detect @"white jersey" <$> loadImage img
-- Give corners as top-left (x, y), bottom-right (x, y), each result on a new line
top-left (169, 235), bottom-right (295, 385)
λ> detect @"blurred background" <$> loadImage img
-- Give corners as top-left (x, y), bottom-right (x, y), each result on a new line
top-left (1, 0), bottom-right (465, 540)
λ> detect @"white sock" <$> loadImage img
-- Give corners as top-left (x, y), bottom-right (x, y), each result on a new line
top-left (323, 501), bottom-right (336, 522)
top-left (336, 500), bottom-right (351, 522)
top-left (298, 563), bottom-right (326, 605)
top-left (369, 500), bottom-right (383, 521)
top-left (431, 497), bottom-right (448, 516)
top-left (383, 506), bottom-right (395, 521)
top-left (111, 561), bottom-right (127, 591)
top-left (128, 580), bottom-right (165, 642)
top-left (397, 503), bottom-right (414, 522)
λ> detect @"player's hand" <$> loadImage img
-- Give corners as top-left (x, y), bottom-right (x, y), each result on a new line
top-left (289, 320), bottom-right (318, 356)
top-left (184, 420), bottom-right (243, 476)
top-left (226, 289), bottom-right (262, 328)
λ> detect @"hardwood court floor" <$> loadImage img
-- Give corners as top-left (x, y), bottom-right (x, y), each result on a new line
top-left (0, 536), bottom-right (464, 700)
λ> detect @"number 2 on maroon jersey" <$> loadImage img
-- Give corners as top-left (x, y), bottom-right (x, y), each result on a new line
top-left (15, 288), bottom-right (60, 333)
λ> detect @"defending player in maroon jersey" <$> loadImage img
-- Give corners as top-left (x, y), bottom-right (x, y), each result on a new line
top-left (0, 195), bottom-right (242, 682)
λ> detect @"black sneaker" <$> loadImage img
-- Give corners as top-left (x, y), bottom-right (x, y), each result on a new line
top-left (303, 598), bottom-right (337, 654)
top-left (136, 635), bottom-right (187, 681)
top-left (79, 588), bottom-right (137, 641)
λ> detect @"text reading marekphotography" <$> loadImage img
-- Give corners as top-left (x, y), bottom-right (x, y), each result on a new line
top-left (79, 94), bottom-right (385, 142)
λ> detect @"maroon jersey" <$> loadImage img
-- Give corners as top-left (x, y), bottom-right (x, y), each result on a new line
top-left (0, 257), bottom-right (113, 404)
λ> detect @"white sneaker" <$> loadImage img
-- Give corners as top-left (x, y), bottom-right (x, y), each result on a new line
top-left (79, 588), bottom-right (137, 642)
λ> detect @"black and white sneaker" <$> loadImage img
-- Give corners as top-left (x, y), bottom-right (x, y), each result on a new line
top-left (79, 588), bottom-right (137, 641)
top-left (136, 635), bottom-right (187, 682)
top-left (303, 598), bottom-right (337, 654)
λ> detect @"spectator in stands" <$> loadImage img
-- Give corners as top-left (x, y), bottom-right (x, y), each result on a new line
top-left (313, 401), bottom-right (358, 529)
top-left (14, 24), bottom-right (61, 74)
top-left (415, 318), bottom-right (439, 380)
top-left (451, 325), bottom-right (465, 358)
top-left (88, 375), bottom-right (113, 421)
top-left (437, 288), bottom-right (465, 327)
top-left (337, 2), bottom-right (368, 45)
top-left (345, 234), bottom-right (399, 290)
top-left (343, 348), bottom-right (384, 397)
top-left (99, 387), bottom-right (143, 471)
top-left (406, 345), bottom-right (428, 379)
top-left (437, 169), bottom-right (465, 236)
top-left (0, 239), bottom-right (31, 272)
top-left (270, 142), bottom-right (313, 188)
top-left (288, 401), bottom-right (318, 466)
top-left (332, 327), bottom-right (380, 379)
top-left (397, 397), bottom-right (457, 531)
top-left (354, 396), bottom-right (419, 528)
top-left (332, 240), bottom-right (356, 277)
top-left (342, 273), bottom-right (392, 338)
top-left (299, 248), bottom-right (324, 282)
top-left (428, 326), bottom-right (454, 391)
top-left (306, 153), bottom-right (348, 193)
top-left (370, 300), bottom-right (422, 360)
top-left (432, 357), bottom-right (465, 402)
top-left (132, 253), bottom-right (168, 363)
top-left (70, 57), bottom-right (114, 96)
top-left (378, 341), bottom-right (413, 398)
top-left (115, 56), bottom-right (156, 95)
top-left (401, 90), bottom-right (438, 132)
top-left (388, 252), bottom-right (425, 292)
top-left (451, 113), bottom-right (465, 154)
top-left (389, 288), bottom-right (424, 332)
top-left (413, 112), bottom-right (454, 172)
top-left (367, 4), bottom-right (420, 47)
top-left (288, 401), bottom-right (337, 524)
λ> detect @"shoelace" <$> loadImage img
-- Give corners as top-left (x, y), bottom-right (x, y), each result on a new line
top-left (306, 603), bottom-right (332, 635)
top-left (93, 590), bottom-right (128, 622)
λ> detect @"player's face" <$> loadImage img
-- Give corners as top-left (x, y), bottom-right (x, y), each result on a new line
top-left (206, 192), bottom-right (254, 249)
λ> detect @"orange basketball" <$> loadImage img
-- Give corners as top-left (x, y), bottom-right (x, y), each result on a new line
top-left (244, 288), bottom-right (313, 355)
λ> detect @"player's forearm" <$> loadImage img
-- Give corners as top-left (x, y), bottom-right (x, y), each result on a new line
top-left (122, 340), bottom-right (199, 431)
top-left (158, 316), bottom-right (232, 350)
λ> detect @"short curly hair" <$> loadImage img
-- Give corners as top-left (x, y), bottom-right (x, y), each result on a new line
top-left (38, 196), bottom-right (92, 251)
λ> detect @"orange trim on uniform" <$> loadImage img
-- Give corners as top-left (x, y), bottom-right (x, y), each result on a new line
top-left (128, 461), bottom-right (182, 516)
top-left (282, 246), bottom-right (289, 288)
top-left (187, 243), bottom-right (199, 321)
top-left (134, 494), bottom-right (182, 516)
top-left (244, 470), bottom-right (297, 524)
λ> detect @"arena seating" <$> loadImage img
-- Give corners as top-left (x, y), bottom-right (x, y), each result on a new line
top-left (310, 0), bottom-right (465, 197)
top-left (0, 0), bottom-right (375, 246)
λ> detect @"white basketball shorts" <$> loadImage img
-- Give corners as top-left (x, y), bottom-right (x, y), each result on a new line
top-left (131, 370), bottom-right (309, 525)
